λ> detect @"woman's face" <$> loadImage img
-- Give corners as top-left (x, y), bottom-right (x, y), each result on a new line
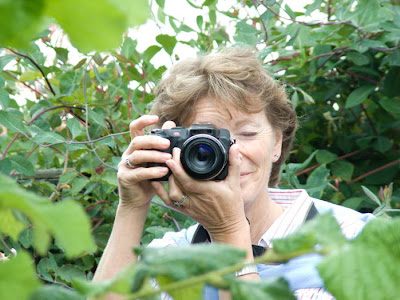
top-left (189, 97), bottom-right (282, 206)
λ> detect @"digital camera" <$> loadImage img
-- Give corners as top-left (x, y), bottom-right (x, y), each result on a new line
top-left (148, 124), bottom-right (234, 181)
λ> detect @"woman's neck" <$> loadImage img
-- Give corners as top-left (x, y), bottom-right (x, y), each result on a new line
top-left (245, 191), bottom-right (284, 244)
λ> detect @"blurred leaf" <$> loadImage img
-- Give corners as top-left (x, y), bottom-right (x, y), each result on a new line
top-left (272, 213), bottom-right (346, 255)
top-left (0, 158), bottom-right (12, 175)
top-left (0, 0), bottom-right (45, 48)
top-left (107, 0), bottom-right (149, 27)
top-left (373, 136), bottom-right (393, 153)
top-left (132, 244), bottom-right (246, 292)
top-left (305, 0), bottom-right (322, 16)
top-left (45, 0), bottom-right (127, 52)
top-left (58, 265), bottom-right (86, 284)
top-left (234, 20), bottom-right (259, 45)
top-left (230, 277), bottom-right (295, 300)
top-left (345, 85), bottom-right (375, 108)
top-left (318, 218), bottom-right (400, 300)
top-left (67, 118), bottom-right (85, 139)
top-left (0, 208), bottom-right (24, 240)
top-left (0, 251), bottom-right (41, 300)
top-left (0, 55), bottom-right (16, 71)
top-left (30, 285), bottom-right (85, 300)
top-left (0, 174), bottom-right (96, 258)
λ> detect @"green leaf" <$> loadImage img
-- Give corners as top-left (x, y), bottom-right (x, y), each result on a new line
top-left (58, 264), bottom-right (86, 284)
top-left (385, 49), bottom-right (400, 66)
top-left (345, 85), bottom-right (375, 108)
top-left (316, 150), bottom-right (338, 164)
top-left (230, 277), bottom-right (295, 300)
top-left (0, 209), bottom-right (24, 240)
top-left (10, 155), bottom-right (35, 177)
top-left (0, 88), bottom-right (10, 109)
top-left (303, 165), bottom-right (330, 198)
top-left (330, 160), bottom-right (354, 181)
top-left (30, 285), bottom-right (85, 300)
top-left (142, 45), bottom-right (162, 62)
top-left (67, 118), bottom-right (85, 139)
top-left (383, 67), bottom-right (400, 97)
top-left (70, 177), bottom-right (89, 195)
top-left (108, 0), bottom-right (149, 27)
top-left (0, 174), bottom-right (96, 258)
top-left (157, 276), bottom-right (203, 300)
top-left (347, 52), bottom-right (370, 66)
top-left (132, 244), bottom-right (246, 292)
top-left (272, 213), bottom-right (346, 256)
top-left (156, 34), bottom-right (177, 55)
top-left (45, 0), bottom-right (127, 53)
top-left (373, 136), bottom-right (393, 153)
top-left (31, 131), bottom-right (66, 144)
top-left (361, 185), bottom-right (381, 206)
top-left (234, 20), bottom-right (259, 46)
top-left (88, 107), bottom-right (107, 128)
top-left (298, 88), bottom-right (315, 104)
top-left (197, 16), bottom-right (203, 30)
top-left (0, 251), bottom-right (41, 300)
top-left (0, 110), bottom-right (29, 135)
top-left (0, 158), bottom-right (12, 175)
top-left (305, 0), bottom-right (322, 16)
top-left (380, 97), bottom-right (400, 114)
top-left (318, 218), bottom-right (400, 300)
top-left (287, 150), bottom-right (317, 173)
top-left (19, 227), bottom-right (34, 248)
top-left (0, 0), bottom-right (45, 48)
top-left (0, 55), bottom-right (16, 71)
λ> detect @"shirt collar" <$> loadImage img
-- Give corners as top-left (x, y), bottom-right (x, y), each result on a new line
top-left (258, 189), bottom-right (313, 247)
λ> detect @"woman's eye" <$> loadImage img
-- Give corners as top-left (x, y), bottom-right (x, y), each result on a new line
top-left (241, 132), bottom-right (257, 137)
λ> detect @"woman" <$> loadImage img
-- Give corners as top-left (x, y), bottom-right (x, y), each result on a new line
top-left (93, 47), bottom-right (371, 299)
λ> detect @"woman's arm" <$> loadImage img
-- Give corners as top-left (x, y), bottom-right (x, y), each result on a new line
top-left (92, 203), bottom-right (148, 282)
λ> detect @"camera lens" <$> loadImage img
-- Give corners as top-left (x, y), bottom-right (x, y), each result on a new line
top-left (181, 135), bottom-right (227, 180)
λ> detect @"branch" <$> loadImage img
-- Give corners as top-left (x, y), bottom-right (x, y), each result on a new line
top-left (338, 68), bottom-right (383, 87)
top-left (349, 159), bottom-right (400, 184)
top-left (262, 5), bottom-right (364, 32)
top-left (7, 49), bottom-right (56, 96)
top-left (250, 0), bottom-right (268, 41)
top-left (28, 105), bottom-right (85, 126)
top-left (2, 70), bottom-right (46, 98)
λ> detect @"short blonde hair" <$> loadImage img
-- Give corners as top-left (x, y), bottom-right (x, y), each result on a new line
top-left (151, 47), bottom-right (297, 186)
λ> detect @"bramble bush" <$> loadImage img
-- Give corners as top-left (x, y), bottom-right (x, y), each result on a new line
top-left (0, 0), bottom-right (400, 299)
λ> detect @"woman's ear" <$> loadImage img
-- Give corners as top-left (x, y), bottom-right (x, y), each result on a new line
top-left (272, 130), bottom-right (283, 162)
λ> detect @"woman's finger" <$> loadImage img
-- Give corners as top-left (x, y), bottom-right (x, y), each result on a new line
top-left (129, 115), bottom-right (159, 139)
top-left (166, 148), bottom-right (199, 191)
top-left (125, 135), bottom-right (170, 156)
top-left (126, 150), bottom-right (172, 166)
top-left (227, 144), bottom-right (241, 185)
top-left (168, 175), bottom-right (184, 203)
top-left (161, 120), bottom-right (177, 130)
top-left (150, 181), bottom-right (174, 207)
top-left (118, 166), bottom-right (169, 182)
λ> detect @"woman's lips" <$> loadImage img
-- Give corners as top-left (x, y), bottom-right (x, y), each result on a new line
top-left (240, 172), bottom-right (251, 178)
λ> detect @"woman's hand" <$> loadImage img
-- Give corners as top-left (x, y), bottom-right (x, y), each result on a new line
top-left (117, 115), bottom-right (176, 209)
top-left (151, 143), bottom-right (248, 238)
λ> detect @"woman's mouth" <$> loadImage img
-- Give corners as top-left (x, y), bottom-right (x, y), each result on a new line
top-left (240, 172), bottom-right (251, 178)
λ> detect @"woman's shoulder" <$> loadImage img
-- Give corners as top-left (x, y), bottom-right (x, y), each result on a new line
top-left (311, 197), bottom-right (375, 239)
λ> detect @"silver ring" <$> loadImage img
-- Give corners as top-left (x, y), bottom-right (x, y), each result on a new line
top-left (173, 194), bottom-right (189, 207)
top-left (125, 156), bottom-right (135, 168)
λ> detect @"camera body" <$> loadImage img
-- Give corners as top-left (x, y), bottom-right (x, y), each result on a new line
top-left (148, 124), bottom-right (233, 181)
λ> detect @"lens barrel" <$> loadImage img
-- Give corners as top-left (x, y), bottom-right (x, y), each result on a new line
top-left (181, 134), bottom-right (228, 180)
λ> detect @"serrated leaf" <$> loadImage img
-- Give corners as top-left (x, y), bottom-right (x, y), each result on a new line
top-left (30, 285), bottom-right (85, 300)
top-left (0, 251), bottom-right (41, 300)
top-left (272, 213), bottom-right (346, 256)
top-left (318, 218), bottom-right (400, 300)
top-left (345, 85), bottom-right (375, 108)
top-left (10, 155), bottom-right (35, 177)
top-left (230, 277), bottom-right (295, 300)
top-left (132, 244), bottom-right (246, 292)
top-left (330, 160), bottom-right (354, 181)
top-left (0, 88), bottom-right (10, 109)
top-left (0, 110), bottom-right (29, 135)
top-left (156, 34), bottom-right (177, 55)
top-left (0, 174), bottom-right (96, 258)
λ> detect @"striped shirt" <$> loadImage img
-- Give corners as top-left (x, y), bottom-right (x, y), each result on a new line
top-left (148, 188), bottom-right (372, 299)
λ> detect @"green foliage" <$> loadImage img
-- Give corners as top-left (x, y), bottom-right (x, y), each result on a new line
top-left (1, 0), bottom-right (400, 299)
